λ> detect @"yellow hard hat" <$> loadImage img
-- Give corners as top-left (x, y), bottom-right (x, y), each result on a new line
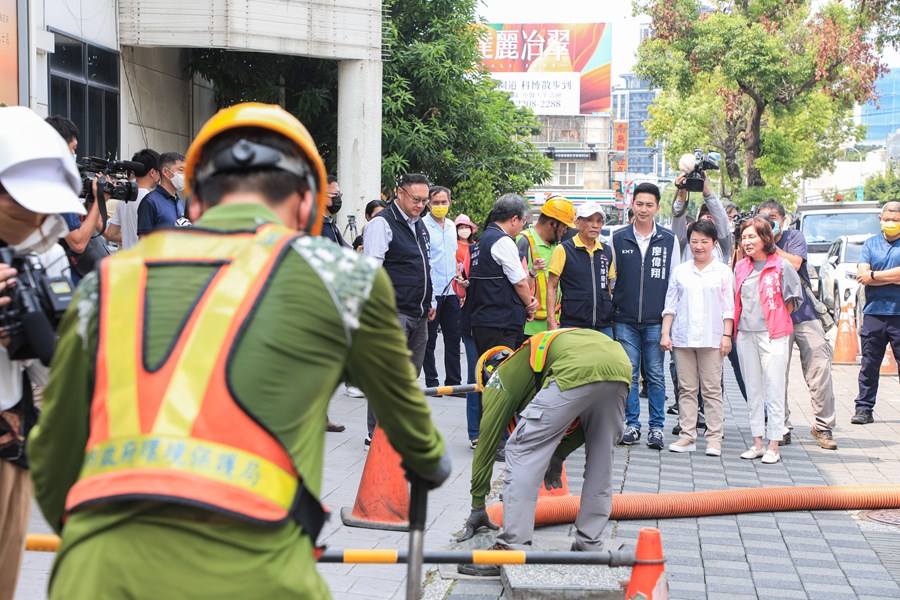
top-left (540, 196), bottom-right (576, 228)
top-left (476, 346), bottom-right (514, 389)
top-left (184, 103), bottom-right (328, 236)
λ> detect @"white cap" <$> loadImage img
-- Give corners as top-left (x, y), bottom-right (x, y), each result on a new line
top-left (0, 107), bottom-right (85, 215)
top-left (576, 201), bottom-right (605, 220)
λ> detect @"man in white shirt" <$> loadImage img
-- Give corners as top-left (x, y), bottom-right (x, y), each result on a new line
top-left (105, 148), bottom-right (160, 249)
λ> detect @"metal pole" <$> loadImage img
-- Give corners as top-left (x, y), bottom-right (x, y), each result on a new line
top-left (421, 384), bottom-right (481, 397)
top-left (406, 474), bottom-right (428, 600)
top-left (317, 549), bottom-right (637, 567)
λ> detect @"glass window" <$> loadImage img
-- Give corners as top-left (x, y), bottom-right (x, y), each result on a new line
top-left (844, 241), bottom-right (865, 263)
top-left (48, 35), bottom-right (119, 160)
top-left (88, 45), bottom-right (119, 87)
top-left (800, 213), bottom-right (881, 245)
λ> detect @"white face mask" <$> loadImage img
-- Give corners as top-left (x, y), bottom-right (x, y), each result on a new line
top-left (11, 214), bottom-right (70, 255)
top-left (169, 172), bottom-right (185, 192)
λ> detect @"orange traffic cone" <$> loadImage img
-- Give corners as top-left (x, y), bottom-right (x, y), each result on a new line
top-left (340, 426), bottom-right (410, 531)
top-left (625, 527), bottom-right (668, 600)
top-left (538, 462), bottom-right (571, 497)
top-left (833, 301), bottom-right (860, 365)
top-left (880, 344), bottom-right (898, 376)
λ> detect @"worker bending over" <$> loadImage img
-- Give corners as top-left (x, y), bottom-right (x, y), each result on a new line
top-left (458, 328), bottom-right (631, 576)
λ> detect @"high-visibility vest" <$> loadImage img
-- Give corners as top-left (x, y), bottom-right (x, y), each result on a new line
top-left (504, 328), bottom-right (579, 436)
top-left (521, 229), bottom-right (561, 321)
top-left (65, 224), bottom-right (326, 536)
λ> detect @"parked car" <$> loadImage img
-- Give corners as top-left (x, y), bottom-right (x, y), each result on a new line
top-left (818, 234), bottom-right (875, 316)
top-left (793, 202), bottom-right (881, 293)
top-left (601, 224), bottom-right (627, 243)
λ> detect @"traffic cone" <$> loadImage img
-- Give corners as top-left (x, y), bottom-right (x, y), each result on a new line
top-left (340, 426), bottom-right (410, 531)
top-left (880, 344), bottom-right (898, 376)
top-left (538, 462), bottom-right (571, 497)
top-left (833, 301), bottom-right (860, 365)
top-left (625, 527), bottom-right (668, 600)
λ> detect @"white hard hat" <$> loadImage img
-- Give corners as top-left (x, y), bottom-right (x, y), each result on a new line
top-left (0, 107), bottom-right (85, 215)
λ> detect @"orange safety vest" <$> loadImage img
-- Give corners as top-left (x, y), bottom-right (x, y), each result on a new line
top-left (65, 224), bottom-right (326, 537)
top-left (521, 229), bottom-right (559, 321)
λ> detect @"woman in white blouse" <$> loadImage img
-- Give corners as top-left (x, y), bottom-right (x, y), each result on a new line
top-left (660, 220), bottom-right (735, 456)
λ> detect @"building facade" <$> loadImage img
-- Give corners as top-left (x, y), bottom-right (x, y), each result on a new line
top-left (861, 69), bottom-right (900, 145)
top-left (5, 0), bottom-right (383, 222)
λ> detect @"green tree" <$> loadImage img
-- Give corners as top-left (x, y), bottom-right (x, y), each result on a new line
top-left (188, 0), bottom-right (551, 210)
top-left (864, 169), bottom-right (900, 205)
top-left (634, 0), bottom-right (883, 192)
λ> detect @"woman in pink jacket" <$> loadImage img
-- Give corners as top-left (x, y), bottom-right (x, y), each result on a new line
top-left (734, 217), bottom-right (804, 464)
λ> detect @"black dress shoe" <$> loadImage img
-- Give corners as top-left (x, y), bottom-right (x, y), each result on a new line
top-left (851, 409), bottom-right (874, 424)
top-left (326, 421), bottom-right (346, 432)
top-left (457, 542), bottom-right (508, 576)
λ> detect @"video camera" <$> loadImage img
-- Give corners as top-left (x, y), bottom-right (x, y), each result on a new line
top-left (0, 247), bottom-right (73, 366)
top-left (77, 156), bottom-right (147, 204)
top-left (732, 206), bottom-right (758, 248)
top-left (676, 148), bottom-right (721, 193)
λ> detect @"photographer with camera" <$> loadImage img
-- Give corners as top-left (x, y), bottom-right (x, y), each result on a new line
top-left (0, 106), bottom-right (87, 599)
top-left (671, 152), bottom-right (732, 264)
top-left (105, 148), bottom-right (161, 250)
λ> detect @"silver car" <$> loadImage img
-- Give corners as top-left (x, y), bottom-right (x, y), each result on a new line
top-left (817, 234), bottom-right (874, 316)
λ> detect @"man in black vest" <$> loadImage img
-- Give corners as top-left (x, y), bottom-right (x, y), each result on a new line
top-left (611, 182), bottom-right (681, 451)
top-left (468, 193), bottom-right (538, 355)
top-left (363, 173), bottom-right (436, 446)
top-left (321, 174), bottom-right (350, 248)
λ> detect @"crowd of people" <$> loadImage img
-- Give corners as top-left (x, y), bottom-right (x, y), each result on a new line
top-left (1, 101), bottom-right (899, 597)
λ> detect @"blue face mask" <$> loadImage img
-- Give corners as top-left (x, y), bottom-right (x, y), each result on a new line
top-left (768, 218), bottom-right (781, 236)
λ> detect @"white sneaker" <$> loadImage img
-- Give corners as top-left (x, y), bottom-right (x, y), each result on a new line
top-left (668, 438), bottom-right (696, 453)
top-left (761, 450), bottom-right (781, 464)
top-left (346, 385), bottom-right (365, 398)
top-left (705, 443), bottom-right (722, 457)
top-left (740, 446), bottom-right (765, 460)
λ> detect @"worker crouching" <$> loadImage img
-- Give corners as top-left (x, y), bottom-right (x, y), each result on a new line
top-left (458, 328), bottom-right (632, 576)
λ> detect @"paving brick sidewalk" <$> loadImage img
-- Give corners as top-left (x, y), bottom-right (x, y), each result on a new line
top-left (16, 340), bottom-right (900, 599)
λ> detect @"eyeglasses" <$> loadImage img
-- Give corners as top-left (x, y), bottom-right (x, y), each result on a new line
top-left (401, 187), bottom-right (429, 206)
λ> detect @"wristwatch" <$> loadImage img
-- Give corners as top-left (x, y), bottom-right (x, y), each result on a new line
top-left (871, 270), bottom-right (876, 280)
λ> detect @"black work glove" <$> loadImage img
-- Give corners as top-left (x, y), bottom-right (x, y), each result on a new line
top-left (404, 452), bottom-right (452, 491)
top-left (456, 507), bottom-right (499, 542)
top-left (543, 454), bottom-right (564, 490)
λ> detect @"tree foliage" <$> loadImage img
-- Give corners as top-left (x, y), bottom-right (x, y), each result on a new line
top-left (634, 0), bottom-right (883, 198)
top-left (864, 168), bottom-right (900, 205)
top-left (187, 0), bottom-right (550, 221)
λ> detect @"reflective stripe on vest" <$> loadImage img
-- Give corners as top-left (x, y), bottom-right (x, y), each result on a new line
top-left (522, 230), bottom-right (549, 320)
top-left (66, 224), bottom-right (305, 525)
top-left (528, 328), bottom-right (576, 374)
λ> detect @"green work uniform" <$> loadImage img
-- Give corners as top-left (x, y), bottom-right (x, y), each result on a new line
top-left (28, 204), bottom-right (446, 599)
top-left (468, 328), bottom-right (632, 508)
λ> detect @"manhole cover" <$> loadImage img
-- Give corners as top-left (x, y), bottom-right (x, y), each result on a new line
top-left (861, 509), bottom-right (900, 527)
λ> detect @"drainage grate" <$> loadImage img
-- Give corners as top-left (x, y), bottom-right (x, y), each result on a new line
top-left (860, 509), bottom-right (900, 527)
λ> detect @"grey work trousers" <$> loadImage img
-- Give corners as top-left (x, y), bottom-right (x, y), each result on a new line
top-left (496, 380), bottom-right (627, 551)
top-left (783, 319), bottom-right (837, 433)
top-left (368, 312), bottom-right (429, 437)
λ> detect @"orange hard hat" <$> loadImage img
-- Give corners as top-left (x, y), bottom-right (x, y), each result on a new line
top-left (540, 196), bottom-right (576, 228)
top-left (184, 103), bottom-right (328, 236)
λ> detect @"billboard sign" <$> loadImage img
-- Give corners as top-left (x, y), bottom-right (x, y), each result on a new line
top-left (613, 120), bottom-right (628, 172)
top-left (0, 0), bottom-right (17, 105)
top-left (478, 23), bottom-right (612, 115)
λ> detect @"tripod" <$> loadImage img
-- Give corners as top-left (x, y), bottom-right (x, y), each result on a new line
top-left (343, 215), bottom-right (359, 241)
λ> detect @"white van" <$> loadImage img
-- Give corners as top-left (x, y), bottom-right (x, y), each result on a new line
top-left (793, 202), bottom-right (882, 292)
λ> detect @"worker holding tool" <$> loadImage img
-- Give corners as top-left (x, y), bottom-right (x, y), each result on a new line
top-left (457, 328), bottom-right (632, 576)
top-left (27, 103), bottom-right (450, 599)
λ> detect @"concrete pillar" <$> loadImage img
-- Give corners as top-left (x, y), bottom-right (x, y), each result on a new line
top-left (336, 59), bottom-right (382, 241)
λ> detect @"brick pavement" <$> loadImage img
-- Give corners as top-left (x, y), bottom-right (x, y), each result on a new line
top-left (15, 338), bottom-right (900, 599)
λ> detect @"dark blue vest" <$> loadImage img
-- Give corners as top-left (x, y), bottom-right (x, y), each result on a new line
top-left (373, 203), bottom-right (433, 317)
top-left (469, 223), bottom-right (526, 330)
top-left (559, 239), bottom-right (613, 328)
top-left (611, 224), bottom-right (678, 324)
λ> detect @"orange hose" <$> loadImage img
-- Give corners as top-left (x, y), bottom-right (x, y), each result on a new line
top-left (485, 486), bottom-right (900, 526)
